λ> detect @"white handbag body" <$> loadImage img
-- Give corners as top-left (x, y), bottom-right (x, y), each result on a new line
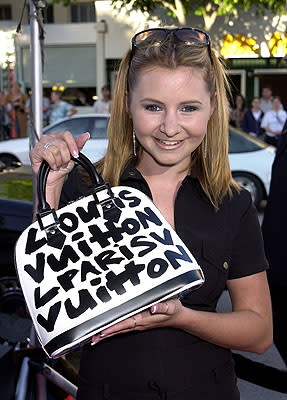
top-left (15, 154), bottom-right (204, 358)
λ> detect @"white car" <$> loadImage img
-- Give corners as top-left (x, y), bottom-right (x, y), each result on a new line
top-left (228, 127), bottom-right (275, 207)
top-left (0, 114), bottom-right (110, 167)
top-left (0, 116), bottom-right (275, 207)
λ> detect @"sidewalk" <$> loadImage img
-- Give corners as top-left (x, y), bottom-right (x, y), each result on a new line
top-left (0, 165), bottom-right (32, 182)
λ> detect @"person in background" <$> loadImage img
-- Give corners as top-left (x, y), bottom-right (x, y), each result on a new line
top-left (12, 82), bottom-right (28, 138)
top-left (262, 118), bottom-right (287, 369)
top-left (42, 89), bottom-right (51, 127)
top-left (74, 90), bottom-right (88, 107)
top-left (0, 89), bottom-right (12, 140)
top-left (241, 97), bottom-right (265, 137)
top-left (30, 26), bottom-right (272, 399)
top-left (233, 119), bottom-right (287, 394)
top-left (261, 96), bottom-right (287, 147)
top-left (230, 93), bottom-right (246, 128)
top-left (48, 89), bottom-right (77, 125)
top-left (93, 84), bottom-right (112, 114)
top-left (259, 85), bottom-right (273, 114)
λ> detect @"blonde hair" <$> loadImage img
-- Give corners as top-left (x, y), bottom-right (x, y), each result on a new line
top-left (96, 31), bottom-right (239, 210)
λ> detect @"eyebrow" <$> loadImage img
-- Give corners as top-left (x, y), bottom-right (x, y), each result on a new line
top-left (140, 98), bottom-right (203, 105)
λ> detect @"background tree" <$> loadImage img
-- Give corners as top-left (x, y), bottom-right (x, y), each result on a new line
top-left (109, 0), bottom-right (287, 32)
top-left (52, 0), bottom-right (287, 32)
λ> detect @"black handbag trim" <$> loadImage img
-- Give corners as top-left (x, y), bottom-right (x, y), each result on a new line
top-left (44, 270), bottom-right (202, 357)
top-left (36, 153), bottom-right (122, 238)
top-left (37, 152), bottom-right (104, 213)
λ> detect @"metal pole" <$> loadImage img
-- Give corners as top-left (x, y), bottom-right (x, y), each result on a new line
top-left (30, 2), bottom-right (46, 399)
top-left (15, 357), bottom-right (30, 400)
top-left (40, 363), bottom-right (78, 398)
top-left (30, 0), bottom-right (43, 147)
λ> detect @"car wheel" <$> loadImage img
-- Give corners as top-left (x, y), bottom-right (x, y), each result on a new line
top-left (0, 154), bottom-right (21, 169)
top-left (232, 172), bottom-right (264, 208)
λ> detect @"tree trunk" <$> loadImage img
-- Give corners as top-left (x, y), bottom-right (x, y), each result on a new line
top-left (174, 0), bottom-right (186, 26)
top-left (203, 3), bottom-right (218, 32)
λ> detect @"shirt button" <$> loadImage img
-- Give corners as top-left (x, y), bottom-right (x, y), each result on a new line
top-left (223, 261), bottom-right (229, 270)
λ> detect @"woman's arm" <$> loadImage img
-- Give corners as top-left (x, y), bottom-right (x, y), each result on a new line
top-left (175, 271), bottom-right (272, 354)
top-left (93, 271), bottom-right (273, 355)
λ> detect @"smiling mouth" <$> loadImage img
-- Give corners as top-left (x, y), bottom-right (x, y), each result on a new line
top-left (157, 139), bottom-right (183, 146)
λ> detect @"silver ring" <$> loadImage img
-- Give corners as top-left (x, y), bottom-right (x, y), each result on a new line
top-left (165, 302), bottom-right (169, 313)
top-left (44, 142), bottom-right (53, 150)
top-left (133, 316), bottom-right (137, 328)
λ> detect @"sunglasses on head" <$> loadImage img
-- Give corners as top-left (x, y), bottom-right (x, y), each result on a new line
top-left (131, 27), bottom-right (211, 58)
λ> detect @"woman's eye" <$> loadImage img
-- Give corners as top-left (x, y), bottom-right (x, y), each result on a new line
top-left (181, 105), bottom-right (197, 112)
top-left (145, 104), bottom-right (161, 112)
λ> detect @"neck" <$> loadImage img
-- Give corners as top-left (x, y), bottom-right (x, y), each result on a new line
top-left (137, 156), bottom-right (189, 184)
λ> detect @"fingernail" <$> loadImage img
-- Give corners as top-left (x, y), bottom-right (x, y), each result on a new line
top-left (52, 164), bottom-right (58, 171)
top-left (91, 336), bottom-right (100, 345)
top-left (73, 150), bottom-right (79, 158)
top-left (85, 132), bottom-right (90, 139)
top-left (100, 333), bottom-right (105, 338)
top-left (151, 305), bottom-right (157, 314)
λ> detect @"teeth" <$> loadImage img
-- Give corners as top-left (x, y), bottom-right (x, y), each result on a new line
top-left (159, 139), bottom-right (180, 146)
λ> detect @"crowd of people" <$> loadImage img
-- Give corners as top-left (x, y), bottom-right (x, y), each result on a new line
top-left (230, 85), bottom-right (287, 147)
top-left (0, 84), bottom-right (113, 141)
top-left (2, 79), bottom-right (285, 149)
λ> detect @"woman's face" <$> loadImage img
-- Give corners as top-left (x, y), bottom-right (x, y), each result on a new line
top-left (236, 96), bottom-right (243, 107)
top-left (127, 66), bottom-right (215, 172)
top-left (252, 98), bottom-right (260, 110)
top-left (272, 98), bottom-right (281, 110)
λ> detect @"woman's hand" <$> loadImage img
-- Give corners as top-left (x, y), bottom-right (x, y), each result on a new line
top-left (30, 130), bottom-right (90, 187)
top-left (30, 130), bottom-right (90, 213)
top-left (91, 298), bottom-right (182, 345)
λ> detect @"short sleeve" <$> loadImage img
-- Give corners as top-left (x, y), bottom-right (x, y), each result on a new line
top-left (260, 112), bottom-right (268, 129)
top-left (228, 190), bottom-right (269, 279)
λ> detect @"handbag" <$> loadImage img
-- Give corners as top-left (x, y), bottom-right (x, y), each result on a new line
top-left (15, 153), bottom-right (204, 358)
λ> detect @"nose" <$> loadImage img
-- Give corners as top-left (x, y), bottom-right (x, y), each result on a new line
top-left (160, 110), bottom-right (181, 137)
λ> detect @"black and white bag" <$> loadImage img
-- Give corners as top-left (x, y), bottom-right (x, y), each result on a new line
top-left (15, 153), bottom-right (204, 358)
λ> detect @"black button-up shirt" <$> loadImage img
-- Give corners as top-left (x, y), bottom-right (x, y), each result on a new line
top-left (61, 163), bottom-right (268, 314)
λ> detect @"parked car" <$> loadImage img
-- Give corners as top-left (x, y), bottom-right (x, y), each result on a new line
top-left (0, 113), bottom-right (110, 167)
top-left (0, 115), bottom-right (275, 207)
top-left (228, 127), bottom-right (275, 207)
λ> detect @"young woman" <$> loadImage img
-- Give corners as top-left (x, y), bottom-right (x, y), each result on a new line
top-left (230, 93), bottom-right (246, 129)
top-left (30, 27), bottom-right (272, 399)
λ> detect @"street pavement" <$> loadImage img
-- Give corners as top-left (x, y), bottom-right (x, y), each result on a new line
top-left (217, 291), bottom-right (287, 400)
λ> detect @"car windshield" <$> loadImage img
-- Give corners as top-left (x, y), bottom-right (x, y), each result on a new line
top-left (44, 116), bottom-right (109, 139)
top-left (229, 129), bottom-right (262, 153)
top-left (90, 117), bottom-right (109, 139)
top-left (44, 118), bottom-right (91, 138)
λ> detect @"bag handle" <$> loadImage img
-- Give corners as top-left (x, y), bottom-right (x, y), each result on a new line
top-left (37, 152), bottom-right (104, 213)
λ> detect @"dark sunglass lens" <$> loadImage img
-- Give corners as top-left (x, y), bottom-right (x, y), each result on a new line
top-left (134, 29), bottom-right (167, 46)
top-left (176, 29), bottom-right (209, 45)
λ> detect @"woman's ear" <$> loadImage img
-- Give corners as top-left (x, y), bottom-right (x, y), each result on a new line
top-left (125, 91), bottom-right (130, 114)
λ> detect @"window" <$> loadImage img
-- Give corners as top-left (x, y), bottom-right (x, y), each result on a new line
top-left (0, 5), bottom-right (12, 20)
top-left (43, 5), bottom-right (54, 23)
top-left (44, 118), bottom-right (92, 138)
top-left (229, 129), bottom-right (261, 154)
top-left (70, 3), bottom-right (96, 23)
